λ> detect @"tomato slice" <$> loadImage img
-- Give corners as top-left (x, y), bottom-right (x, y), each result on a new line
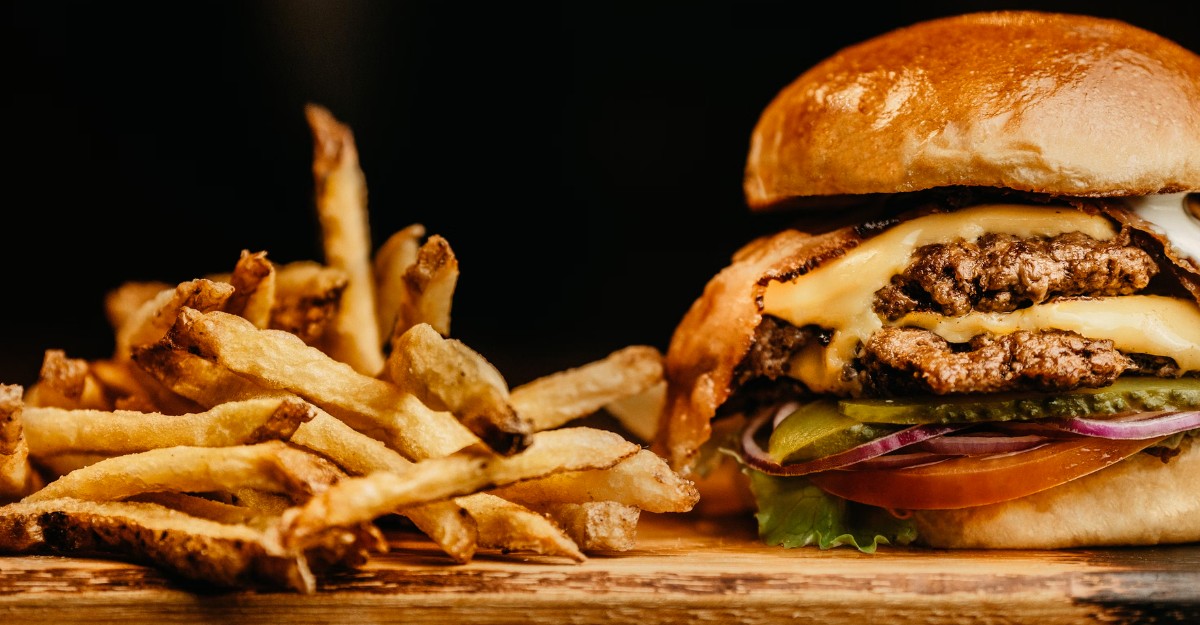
top-left (807, 436), bottom-right (1162, 510)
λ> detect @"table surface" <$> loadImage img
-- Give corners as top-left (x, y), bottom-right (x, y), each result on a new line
top-left (1, 512), bottom-right (1199, 624)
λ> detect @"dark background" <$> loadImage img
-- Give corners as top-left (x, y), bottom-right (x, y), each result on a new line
top-left (3, 1), bottom-right (1198, 388)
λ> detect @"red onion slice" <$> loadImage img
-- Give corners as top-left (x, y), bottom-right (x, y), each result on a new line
top-left (1044, 410), bottom-right (1200, 439)
top-left (741, 408), bottom-right (966, 477)
top-left (912, 433), bottom-right (1048, 455)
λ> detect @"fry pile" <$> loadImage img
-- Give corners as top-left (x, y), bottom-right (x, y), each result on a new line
top-left (0, 104), bottom-right (697, 592)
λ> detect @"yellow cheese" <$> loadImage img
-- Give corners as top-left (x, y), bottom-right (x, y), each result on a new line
top-left (761, 204), bottom-right (1158, 393)
top-left (896, 296), bottom-right (1200, 372)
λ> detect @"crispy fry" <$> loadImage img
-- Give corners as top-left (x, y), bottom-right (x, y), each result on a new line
top-left (604, 379), bottom-right (666, 443)
top-left (104, 280), bottom-right (172, 333)
top-left (281, 427), bottom-right (638, 550)
top-left (511, 345), bottom-right (665, 431)
top-left (22, 396), bottom-right (315, 457)
top-left (305, 103), bottom-right (383, 376)
top-left (23, 349), bottom-right (112, 410)
top-left (487, 448), bottom-right (699, 513)
top-left (538, 501), bottom-right (640, 552)
top-left (388, 322), bottom-right (531, 455)
top-left (32, 452), bottom-right (110, 478)
top-left (169, 308), bottom-right (479, 460)
top-left (225, 249), bottom-right (277, 329)
top-left (113, 278), bottom-right (235, 362)
top-left (389, 234), bottom-right (460, 341)
top-left (133, 342), bottom-right (480, 562)
top-left (462, 495), bottom-right (584, 562)
top-left (270, 260), bottom-right (349, 345)
top-left (0, 498), bottom-right (380, 592)
top-left (131, 491), bottom-right (275, 529)
top-left (0, 385), bottom-right (40, 500)
top-left (374, 223), bottom-right (426, 342)
top-left (25, 441), bottom-right (343, 504)
top-left (89, 357), bottom-right (202, 415)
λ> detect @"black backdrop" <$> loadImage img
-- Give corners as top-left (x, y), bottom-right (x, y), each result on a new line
top-left (3, 1), bottom-right (1197, 387)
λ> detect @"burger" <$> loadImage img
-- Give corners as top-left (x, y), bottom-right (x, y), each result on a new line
top-left (654, 11), bottom-right (1200, 550)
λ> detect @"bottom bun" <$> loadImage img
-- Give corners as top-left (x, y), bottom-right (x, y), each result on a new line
top-left (912, 439), bottom-right (1200, 548)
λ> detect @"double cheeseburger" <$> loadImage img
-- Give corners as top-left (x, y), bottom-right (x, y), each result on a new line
top-left (655, 11), bottom-right (1200, 550)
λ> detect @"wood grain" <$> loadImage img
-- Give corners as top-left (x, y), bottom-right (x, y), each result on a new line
top-left (1, 513), bottom-right (1198, 624)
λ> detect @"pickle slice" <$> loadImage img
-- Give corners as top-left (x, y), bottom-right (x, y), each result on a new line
top-left (839, 377), bottom-right (1200, 424)
top-left (768, 400), bottom-right (899, 463)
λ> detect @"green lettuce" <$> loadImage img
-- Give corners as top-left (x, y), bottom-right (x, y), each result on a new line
top-left (747, 469), bottom-right (917, 553)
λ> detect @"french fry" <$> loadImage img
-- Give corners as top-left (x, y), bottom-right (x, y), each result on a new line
top-left (113, 278), bottom-right (234, 362)
top-left (461, 495), bottom-right (584, 562)
top-left (270, 260), bottom-right (348, 345)
top-left (374, 223), bottom-right (426, 343)
top-left (133, 342), bottom-right (480, 562)
top-left (25, 441), bottom-right (343, 504)
top-left (281, 427), bottom-right (639, 550)
top-left (604, 379), bottom-right (666, 443)
top-left (22, 349), bottom-right (112, 410)
top-left (389, 234), bottom-right (459, 341)
top-left (225, 249), bottom-right (276, 329)
top-left (104, 280), bottom-right (172, 333)
top-left (388, 322), bottom-right (532, 455)
top-left (511, 345), bottom-right (665, 431)
top-left (0, 105), bottom-right (702, 589)
top-left (22, 396), bottom-right (315, 457)
top-left (486, 448), bottom-right (699, 513)
top-left (0, 498), bottom-right (379, 592)
top-left (0, 385), bottom-right (40, 500)
top-left (168, 308), bottom-right (479, 460)
top-left (31, 452), bottom-right (110, 478)
top-left (537, 501), bottom-right (640, 552)
top-left (131, 491), bottom-right (275, 530)
top-left (305, 103), bottom-right (384, 376)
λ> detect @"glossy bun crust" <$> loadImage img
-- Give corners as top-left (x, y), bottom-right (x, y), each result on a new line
top-left (744, 11), bottom-right (1200, 209)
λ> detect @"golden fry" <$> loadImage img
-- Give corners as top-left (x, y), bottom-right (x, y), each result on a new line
top-left (305, 103), bottom-right (383, 376)
top-left (0, 386), bottom-right (40, 500)
top-left (538, 501), bottom-right (640, 552)
top-left (25, 441), bottom-right (343, 504)
top-left (270, 260), bottom-right (348, 345)
top-left (134, 342), bottom-right (480, 562)
top-left (604, 380), bottom-right (666, 443)
top-left (463, 495), bottom-right (584, 562)
top-left (113, 278), bottom-right (234, 362)
top-left (487, 448), bottom-right (699, 513)
top-left (0, 498), bottom-right (379, 592)
top-left (389, 234), bottom-right (459, 341)
top-left (511, 345), bottom-right (665, 431)
top-left (104, 280), bottom-right (172, 333)
top-left (225, 249), bottom-right (277, 329)
top-left (22, 396), bottom-right (315, 457)
top-left (169, 308), bottom-right (478, 460)
top-left (23, 349), bottom-right (112, 411)
top-left (281, 427), bottom-right (638, 549)
top-left (388, 322), bottom-right (531, 455)
top-left (374, 223), bottom-right (426, 342)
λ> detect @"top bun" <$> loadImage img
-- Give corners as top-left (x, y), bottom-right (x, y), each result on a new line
top-left (744, 11), bottom-right (1200, 210)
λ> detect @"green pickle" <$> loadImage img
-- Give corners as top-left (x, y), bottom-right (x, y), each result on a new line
top-left (768, 400), bottom-right (900, 464)
top-left (839, 377), bottom-right (1200, 424)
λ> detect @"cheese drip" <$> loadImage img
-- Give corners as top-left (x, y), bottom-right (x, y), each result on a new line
top-left (762, 204), bottom-right (1134, 394)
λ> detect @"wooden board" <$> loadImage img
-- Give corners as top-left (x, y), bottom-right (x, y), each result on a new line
top-left (2, 512), bottom-right (1199, 624)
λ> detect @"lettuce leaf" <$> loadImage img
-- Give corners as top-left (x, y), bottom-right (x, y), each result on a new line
top-left (747, 469), bottom-right (917, 553)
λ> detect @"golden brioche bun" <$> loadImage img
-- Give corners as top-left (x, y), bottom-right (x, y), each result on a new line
top-left (744, 11), bottom-right (1200, 209)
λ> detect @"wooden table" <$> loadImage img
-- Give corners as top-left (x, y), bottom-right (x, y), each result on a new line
top-left (2, 512), bottom-right (1198, 624)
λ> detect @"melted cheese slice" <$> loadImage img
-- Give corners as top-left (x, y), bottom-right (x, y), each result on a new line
top-left (898, 296), bottom-right (1200, 371)
top-left (760, 203), bottom-right (1200, 393)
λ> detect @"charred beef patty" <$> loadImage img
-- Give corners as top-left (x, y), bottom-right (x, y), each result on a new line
top-left (735, 229), bottom-right (1184, 399)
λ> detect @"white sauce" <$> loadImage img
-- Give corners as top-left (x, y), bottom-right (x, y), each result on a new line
top-left (1124, 192), bottom-right (1200, 264)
